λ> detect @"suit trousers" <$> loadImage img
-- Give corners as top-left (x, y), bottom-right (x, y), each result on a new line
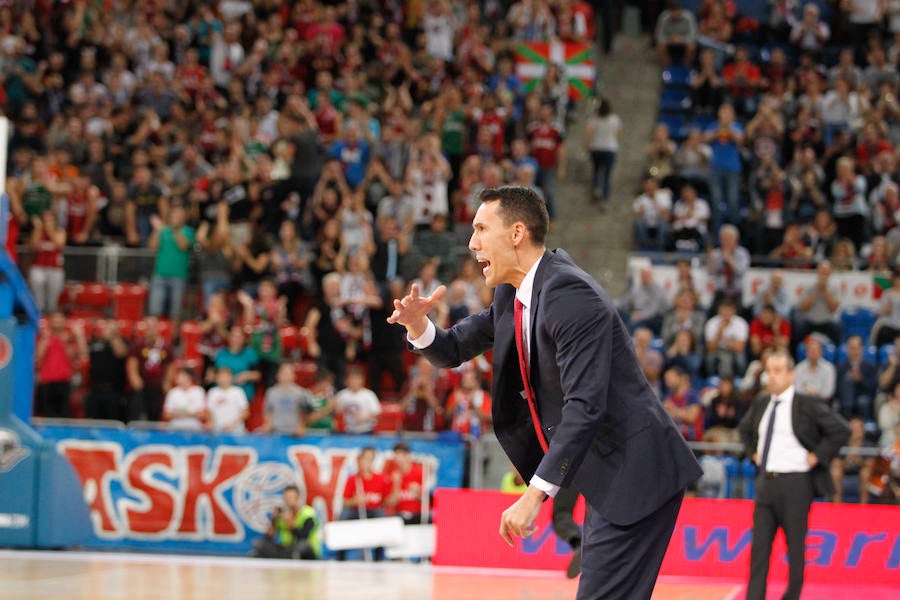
top-left (577, 490), bottom-right (683, 600)
top-left (747, 472), bottom-right (815, 600)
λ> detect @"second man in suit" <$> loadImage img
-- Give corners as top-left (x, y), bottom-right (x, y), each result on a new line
top-left (739, 350), bottom-right (850, 600)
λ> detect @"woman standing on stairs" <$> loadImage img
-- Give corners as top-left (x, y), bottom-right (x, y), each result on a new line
top-left (584, 96), bottom-right (622, 208)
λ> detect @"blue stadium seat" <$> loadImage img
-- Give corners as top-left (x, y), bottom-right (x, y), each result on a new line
top-left (796, 341), bottom-right (836, 363)
top-left (662, 65), bottom-right (691, 89)
top-left (657, 115), bottom-right (688, 141)
top-left (659, 88), bottom-right (692, 115)
top-left (878, 344), bottom-right (896, 367)
top-left (836, 343), bottom-right (877, 364)
top-left (840, 307), bottom-right (877, 340)
top-left (735, 0), bottom-right (769, 22)
top-left (690, 115), bottom-right (717, 132)
top-left (650, 337), bottom-right (666, 353)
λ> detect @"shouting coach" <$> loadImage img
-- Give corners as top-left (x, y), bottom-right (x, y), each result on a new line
top-left (389, 186), bottom-right (702, 599)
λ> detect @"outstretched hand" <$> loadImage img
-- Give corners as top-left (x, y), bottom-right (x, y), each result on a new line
top-left (386, 283), bottom-right (447, 339)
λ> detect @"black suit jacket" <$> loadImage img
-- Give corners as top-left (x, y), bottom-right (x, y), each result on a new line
top-left (738, 391), bottom-right (850, 498)
top-left (420, 249), bottom-right (702, 526)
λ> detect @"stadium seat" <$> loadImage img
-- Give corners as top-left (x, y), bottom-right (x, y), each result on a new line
top-left (180, 321), bottom-right (202, 361)
top-left (690, 115), bottom-right (717, 132)
top-left (659, 88), bottom-right (692, 115)
top-left (374, 402), bottom-right (403, 433)
top-left (69, 282), bottom-right (112, 318)
top-left (657, 115), bottom-right (687, 141)
top-left (280, 325), bottom-right (302, 360)
top-left (796, 341), bottom-right (836, 363)
top-left (650, 337), bottom-right (666, 354)
top-left (113, 283), bottom-right (148, 322)
top-left (661, 65), bottom-right (691, 89)
top-left (836, 343), bottom-right (877, 364)
top-left (294, 360), bottom-right (318, 388)
top-left (840, 307), bottom-right (877, 340)
top-left (878, 344), bottom-right (896, 367)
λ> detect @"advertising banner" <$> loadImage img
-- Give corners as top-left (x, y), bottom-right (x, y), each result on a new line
top-left (627, 257), bottom-right (881, 310)
top-left (432, 491), bottom-right (900, 585)
top-left (37, 425), bottom-right (465, 554)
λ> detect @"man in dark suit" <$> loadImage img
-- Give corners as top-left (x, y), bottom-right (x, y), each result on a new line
top-left (835, 335), bottom-right (878, 421)
top-left (739, 350), bottom-right (850, 600)
top-left (388, 186), bottom-right (702, 599)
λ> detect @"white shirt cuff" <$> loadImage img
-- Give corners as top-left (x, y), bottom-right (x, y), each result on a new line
top-left (408, 320), bottom-right (436, 348)
top-left (529, 475), bottom-right (560, 499)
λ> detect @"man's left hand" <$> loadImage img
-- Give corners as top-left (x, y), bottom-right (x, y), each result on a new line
top-left (499, 486), bottom-right (546, 547)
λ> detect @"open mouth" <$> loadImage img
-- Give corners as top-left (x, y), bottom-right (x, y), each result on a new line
top-left (477, 258), bottom-right (491, 276)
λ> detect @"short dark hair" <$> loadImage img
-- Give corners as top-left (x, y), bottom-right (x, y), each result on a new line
top-left (283, 484), bottom-right (300, 494)
top-left (393, 442), bottom-right (411, 453)
top-left (478, 185), bottom-right (549, 246)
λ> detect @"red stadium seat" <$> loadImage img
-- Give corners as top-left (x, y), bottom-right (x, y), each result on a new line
top-left (374, 402), bottom-right (403, 433)
top-left (294, 360), bottom-right (318, 388)
top-left (180, 321), bottom-right (202, 360)
top-left (113, 284), bottom-right (148, 322)
top-left (68, 282), bottom-right (112, 318)
top-left (280, 325), bottom-right (301, 359)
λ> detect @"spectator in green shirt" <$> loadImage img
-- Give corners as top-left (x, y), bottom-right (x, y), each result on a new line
top-left (148, 204), bottom-right (195, 324)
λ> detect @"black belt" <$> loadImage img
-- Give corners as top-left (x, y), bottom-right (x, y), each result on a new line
top-left (763, 471), bottom-right (809, 479)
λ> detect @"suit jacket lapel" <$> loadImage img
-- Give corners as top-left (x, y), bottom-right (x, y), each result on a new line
top-left (528, 250), bottom-right (555, 378)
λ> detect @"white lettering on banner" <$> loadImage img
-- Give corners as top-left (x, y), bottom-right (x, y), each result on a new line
top-left (56, 439), bottom-right (439, 544)
top-left (0, 513), bottom-right (29, 528)
top-left (627, 257), bottom-right (879, 310)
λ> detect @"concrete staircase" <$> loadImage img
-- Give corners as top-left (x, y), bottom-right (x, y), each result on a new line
top-left (548, 34), bottom-right (661, 297)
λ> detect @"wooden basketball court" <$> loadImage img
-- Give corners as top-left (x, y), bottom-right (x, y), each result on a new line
top-left (0, 550), bottom-right (895, 600)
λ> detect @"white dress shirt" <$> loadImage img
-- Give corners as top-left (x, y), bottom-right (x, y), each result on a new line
top-left (410, 255), bottom-right (560, 497)
top-left (756, 385), bottom-right (811, 473)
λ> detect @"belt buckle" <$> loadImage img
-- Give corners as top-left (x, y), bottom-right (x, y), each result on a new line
top-left (764, 471), bottom-right (779, 479)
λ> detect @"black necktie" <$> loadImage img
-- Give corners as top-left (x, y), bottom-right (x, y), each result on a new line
top-left (759, 398), bottom-right (781, 472)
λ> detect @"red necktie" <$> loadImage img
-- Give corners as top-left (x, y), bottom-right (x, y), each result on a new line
top-left (514, 298), bottom-right (549, 452)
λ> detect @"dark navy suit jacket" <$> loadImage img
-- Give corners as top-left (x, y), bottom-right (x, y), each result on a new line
top-left (421, 249), bottom-right (702, 526)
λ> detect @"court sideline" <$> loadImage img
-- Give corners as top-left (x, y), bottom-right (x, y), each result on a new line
top-left (2, 550), bottom-right (897, 600)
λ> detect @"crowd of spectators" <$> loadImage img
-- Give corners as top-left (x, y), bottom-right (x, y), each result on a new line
top-left (624, 0), bottom-right (900, 503)
top-left (8, 0), bottom-right (607, 439)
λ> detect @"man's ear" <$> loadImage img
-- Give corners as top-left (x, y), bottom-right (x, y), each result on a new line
top-left (512, 222), bottom-right (527, 246)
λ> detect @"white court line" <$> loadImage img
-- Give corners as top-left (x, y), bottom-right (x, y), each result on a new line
top-left (0, 549), bottom-right (752, 588)
top-left (0, 549), bottom-right (567, 579)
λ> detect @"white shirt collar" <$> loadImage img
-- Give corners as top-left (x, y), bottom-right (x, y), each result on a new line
top-left (773, 385), bottom-right (795, 404)
top-left (515, 254), bottom-right (544, 308)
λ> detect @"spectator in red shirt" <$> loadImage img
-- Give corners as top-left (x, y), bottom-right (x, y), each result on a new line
top-left (750, 304), bottom-right (791, 359)
top-left (527, 102), bottom-right (566, 221)
top-left (663, 365), bottom-right (703, 441)
top-left (338, 446), bottom-right (392, 561)
top-left (388, 442), bottom-right (425, 524)
top-left (722, 46), bottom-right (763, 118)
top-left (446, 369), bottom-right (492, 437)
top-left (35, 312), bottom-right (87, 418)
